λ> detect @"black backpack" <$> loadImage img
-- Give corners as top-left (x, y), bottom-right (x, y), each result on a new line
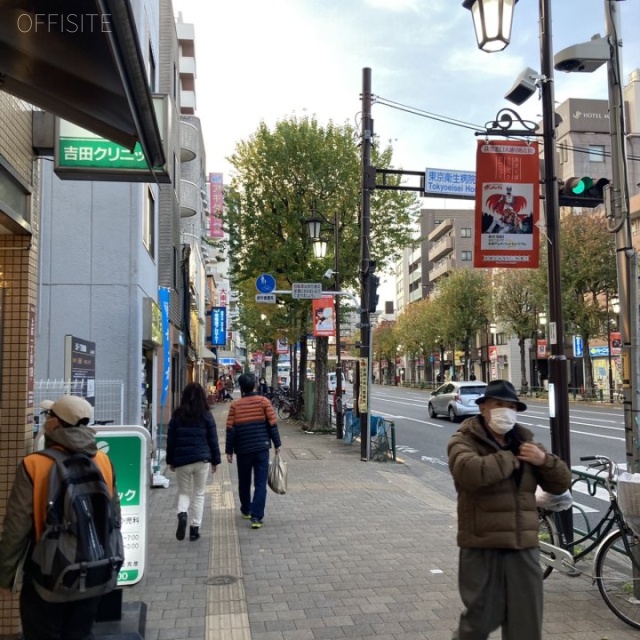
top-left (27, 448), bottom-right (124, 602)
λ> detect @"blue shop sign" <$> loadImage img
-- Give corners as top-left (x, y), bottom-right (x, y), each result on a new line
top-left (589, 346), bottom-right (609, 357)
top-left (210, 307), bottom-right (227, 346)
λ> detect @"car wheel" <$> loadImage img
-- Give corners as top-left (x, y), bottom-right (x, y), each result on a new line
top-left (448, 406), bottom-right (457, 422)
top-left (428, 403), bottom-right (437, 418)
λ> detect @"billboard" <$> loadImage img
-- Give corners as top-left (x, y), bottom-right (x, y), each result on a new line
top-left (210, 307), bottom-right (227, 346)
top-left (209, 172), bottom-right (224, 238)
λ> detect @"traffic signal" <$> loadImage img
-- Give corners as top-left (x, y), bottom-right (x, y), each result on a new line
top-left (558, 176), bottom-right (610, 208)
top-left (367, 273), bottom-right (380, 313)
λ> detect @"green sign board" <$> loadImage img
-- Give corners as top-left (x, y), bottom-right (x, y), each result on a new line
top-left (95, 427), bottom-right (149, 586)
top-left (54, 94), bottom-right (171, 183)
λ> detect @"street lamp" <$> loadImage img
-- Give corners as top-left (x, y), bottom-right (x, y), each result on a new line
top-left (305, 211), bottom-right (344, 439)
top-left (463, 0), bottom-right (571, 466)
top-left (464, 0), bottom-right (573, 543)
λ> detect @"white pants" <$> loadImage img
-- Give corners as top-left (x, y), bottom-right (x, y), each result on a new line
top-left (175, 461), bottom-right (210, 526)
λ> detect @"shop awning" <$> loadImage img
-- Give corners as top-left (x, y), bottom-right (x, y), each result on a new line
top-left (198, 345), bottom-right (217, 361)
top-left (219, 357), bottom-right (242, 371)
top-left (0, 0), bottom-right (164, 168)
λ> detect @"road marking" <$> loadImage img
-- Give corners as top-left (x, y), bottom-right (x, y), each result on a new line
top-left (421, 455), bottom-right (448, 466)
top-left (517, 420), bottom-right (625, 442)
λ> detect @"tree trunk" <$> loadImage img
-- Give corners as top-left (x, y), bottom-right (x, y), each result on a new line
top-left (519, 336), bottom-right (528, 391)
top-left (310, 337), bottom-right (329, 430)
top-left (298, 332), bottom-right (308, 395)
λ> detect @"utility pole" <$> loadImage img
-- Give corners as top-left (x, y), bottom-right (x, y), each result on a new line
top-left (539, 0), bottom-right (573, 539)
top-left (605, 0), bottom-right (640, 473)
top-left (334, 211), bottom-right (344, 439)
top-left (360, 67), bottom-right (373, 462)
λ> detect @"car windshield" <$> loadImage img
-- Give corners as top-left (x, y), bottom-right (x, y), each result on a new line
top-left (460, 386), bottom-right (486, 396)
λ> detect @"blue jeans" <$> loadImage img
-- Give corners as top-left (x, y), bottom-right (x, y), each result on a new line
top-left (236, 449), bottom-right (270, 520)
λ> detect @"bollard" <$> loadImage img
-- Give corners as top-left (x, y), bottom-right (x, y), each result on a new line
top-left (599, 388), bottom-right (603, 403)
top-left (390, 422), bottom-right (396, 461)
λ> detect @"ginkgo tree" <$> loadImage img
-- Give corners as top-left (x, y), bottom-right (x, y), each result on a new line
top-left (224, 115), bottom-right (418, 429)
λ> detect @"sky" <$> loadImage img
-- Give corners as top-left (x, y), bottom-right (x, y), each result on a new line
top-left (173, 0), bottom-right (640, 301)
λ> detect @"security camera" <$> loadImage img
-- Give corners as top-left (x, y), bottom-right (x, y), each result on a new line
top-left (504, 67), bottom-right (541, 106)
top-left (323, 269), bottom-right (336, 279)
top-left (554, 37), bottom-right (609, 73)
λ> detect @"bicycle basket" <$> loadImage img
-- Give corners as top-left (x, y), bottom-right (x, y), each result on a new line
top-left (617, 471), bottom-right (640, 537)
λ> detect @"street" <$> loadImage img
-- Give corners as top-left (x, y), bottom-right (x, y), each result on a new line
top-left (367, 383), bottom-right (626, 517)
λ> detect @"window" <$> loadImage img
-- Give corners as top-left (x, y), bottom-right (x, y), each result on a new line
top-left (148, 45), bottom-right (157, 92)
top-left (143, 186), bottom-right (156, 258)
top-left (461, 250), bottom-right (472, 261)
top-left (588, 144), bottom-right (605, 162)
top-left (460, 227), bottom-right (471, 238)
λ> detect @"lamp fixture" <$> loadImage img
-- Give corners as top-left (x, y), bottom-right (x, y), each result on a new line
top-left (462, 0), bottom-right (518, 53)
top-left (312, 239), bottom-right (327, 259)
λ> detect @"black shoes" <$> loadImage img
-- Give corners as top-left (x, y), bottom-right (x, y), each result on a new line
top-left (176, 512), bottom-right (187, 540)
top-left (189, 526), bottom-right (200, 541)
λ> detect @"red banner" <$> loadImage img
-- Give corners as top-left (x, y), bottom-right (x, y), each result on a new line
top-left (473, 140), bottom-right (540, 269)
top-left (276, 337), bottom-right (288, 354)
top-left (610, 331), bottom-right (621, 356)
top-left (312, 295), bottom-right (335, 337)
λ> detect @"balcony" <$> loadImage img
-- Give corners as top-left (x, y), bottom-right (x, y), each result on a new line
top-left (179, 55), bottom-right (196, 79)
top-left (428, 236), bottom-right (454, 263)
top-left (429, 257), bottom-right (455, 281)
top-left (180, 89), bottom-right (196, 113)
top-left (428, 218), bottom-right (453, 243)
top-left (180, 179), bottom-right (199, 217)
top-left (180, 120), bottom-right (198, 162)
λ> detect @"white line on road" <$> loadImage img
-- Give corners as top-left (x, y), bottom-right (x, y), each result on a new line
top-left (517, 420), bottom-right (625, 442)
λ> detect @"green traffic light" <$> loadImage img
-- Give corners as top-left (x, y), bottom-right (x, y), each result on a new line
top-left (570, 177), bottom-right (593, 195)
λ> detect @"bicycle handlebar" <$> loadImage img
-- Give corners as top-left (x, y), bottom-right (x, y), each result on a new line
top-left (578, 455), bottom-right (618, 483)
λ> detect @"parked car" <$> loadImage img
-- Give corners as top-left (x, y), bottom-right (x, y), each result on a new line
top-left (327, 371), bottom-right (347, 394)
top-left (428, 381), bottom-right (487, 422)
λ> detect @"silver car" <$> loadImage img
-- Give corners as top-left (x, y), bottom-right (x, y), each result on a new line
top-left (428, 381), bottom-right (487, 422)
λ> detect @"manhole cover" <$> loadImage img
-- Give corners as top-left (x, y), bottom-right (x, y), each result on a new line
top-left (205, 575), bottom-right (238, 586)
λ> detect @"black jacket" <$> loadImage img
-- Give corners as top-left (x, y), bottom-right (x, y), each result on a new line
top-left (166, 411), bottom-right (221, 467)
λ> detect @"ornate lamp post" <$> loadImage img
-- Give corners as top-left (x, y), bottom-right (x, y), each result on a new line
top-left (305, 211), bottom-right (344, 439)
top-left (607, 293), bottom-right (620, 402)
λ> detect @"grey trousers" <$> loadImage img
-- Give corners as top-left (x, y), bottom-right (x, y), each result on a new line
top-left (453, 547), bottom-right (543, 640)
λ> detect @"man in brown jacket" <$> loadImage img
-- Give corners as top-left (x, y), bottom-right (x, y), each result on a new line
top-left (448, 380), bottom-right (571, 640)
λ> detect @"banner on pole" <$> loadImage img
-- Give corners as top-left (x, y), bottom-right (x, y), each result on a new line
top-left (312, 295), bottom-right (335, 337)
top-left (473, 140), bottom-right (540, 269)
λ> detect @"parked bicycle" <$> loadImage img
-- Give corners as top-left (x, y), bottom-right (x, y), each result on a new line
top-left (277, 390), bottom-right (304, 421)
top-left (538, 454), bottom-right (640, 629)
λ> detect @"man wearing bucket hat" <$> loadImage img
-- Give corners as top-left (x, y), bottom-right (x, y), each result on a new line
top-left (448, 380), bottom-right (571, 640)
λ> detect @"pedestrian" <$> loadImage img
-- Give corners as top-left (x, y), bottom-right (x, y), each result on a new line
top-left (224, 375), bottom-right (234, 400)
top-left (215, 377), bottom-right (224, 403)
top-left (257, 377), bottom-right (269, 396)
top-left (225, 373), bottom-right (281, 529)
top-left (436, 372), bottom-right (442, 384)
top-left (469, 372), bottom-right (477, 381)
top-left (0, 395), bottom-right (122, 640)
top-left (166, 382), bottom-right (221, 542)
top-left (447, 380), bottom-right (571, 640)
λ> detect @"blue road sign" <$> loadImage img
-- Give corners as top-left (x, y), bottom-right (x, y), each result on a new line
top-left (256, 273), bottom-right (276, 294)
top-left (573, 335), bottom-right (584, 358)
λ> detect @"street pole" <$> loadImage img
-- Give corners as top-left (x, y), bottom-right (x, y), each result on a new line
top-left (539, 0), bottom-right (573, 538)
top-left (607, 291), bottom-right (614, 403)
top-left (605, 0), bottom-right (640, 473)
top-left (334, 210), bottom-right (344, 439)
top-left (359, 67), bottom-right (373, 461)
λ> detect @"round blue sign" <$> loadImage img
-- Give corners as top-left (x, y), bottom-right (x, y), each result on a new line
top-left (256, 274), bottom-right (276, 294)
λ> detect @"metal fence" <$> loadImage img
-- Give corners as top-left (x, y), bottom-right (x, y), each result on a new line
top-left (34, 379), bottom-right (125, 425)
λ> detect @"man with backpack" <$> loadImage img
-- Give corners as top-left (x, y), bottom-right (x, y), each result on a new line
top-left (0, 395), bottom-right (123, 640)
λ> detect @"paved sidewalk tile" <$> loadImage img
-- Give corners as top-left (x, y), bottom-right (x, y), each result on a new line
top-left (121, 402), bottom-right (640, 640)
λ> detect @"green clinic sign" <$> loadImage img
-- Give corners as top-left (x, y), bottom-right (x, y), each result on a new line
top-left (95, 426), bottom-right (150, 586)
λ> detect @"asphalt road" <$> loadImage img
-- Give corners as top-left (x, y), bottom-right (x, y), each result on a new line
top-left (367, 383), bottom-right (628, 517)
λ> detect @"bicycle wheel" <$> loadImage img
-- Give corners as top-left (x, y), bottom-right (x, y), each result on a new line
top-left (538, 510), bottom-right (561, 579)
top-left (594, 528), bottom-right (640, 630)
top-left (278, 402), bottom-right (292, 420)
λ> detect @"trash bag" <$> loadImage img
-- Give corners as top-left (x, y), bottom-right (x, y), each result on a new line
top-left (267, 452), bottom-right (288, 495)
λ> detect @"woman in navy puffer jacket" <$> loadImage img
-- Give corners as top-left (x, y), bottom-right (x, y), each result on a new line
top-left (166, 382), bottom-right (221, 541)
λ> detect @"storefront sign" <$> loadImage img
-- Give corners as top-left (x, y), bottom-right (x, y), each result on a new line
top-left (64, 335), bottom-right (96, 404)
top-left (209, 307), bottom-right (227, 346)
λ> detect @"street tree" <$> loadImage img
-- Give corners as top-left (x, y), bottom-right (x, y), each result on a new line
top-left (436, 269), bottom-right (492, 380)
top-left (225, 115), bottom-right (418, 429)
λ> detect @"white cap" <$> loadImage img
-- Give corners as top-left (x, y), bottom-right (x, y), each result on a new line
top-left (40, 395), bottom-right (93, 426)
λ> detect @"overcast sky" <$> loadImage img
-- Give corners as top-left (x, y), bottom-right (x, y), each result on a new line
top-left (173, 0), bottom-right (640, 298)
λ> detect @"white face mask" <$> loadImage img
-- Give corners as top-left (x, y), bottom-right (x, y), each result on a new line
top-left (488, 407), bottom-right (518, 434)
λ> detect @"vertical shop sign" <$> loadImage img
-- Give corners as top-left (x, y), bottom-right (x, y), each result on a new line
top-left (473, 140), bottom-right (540, 268)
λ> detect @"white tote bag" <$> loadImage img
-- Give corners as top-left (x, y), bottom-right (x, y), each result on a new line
top-left (268, 452), bottom-right (288, 495)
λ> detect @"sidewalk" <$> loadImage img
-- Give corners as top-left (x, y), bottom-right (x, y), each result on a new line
top-left (119, 402), bottom-right (638, 640)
